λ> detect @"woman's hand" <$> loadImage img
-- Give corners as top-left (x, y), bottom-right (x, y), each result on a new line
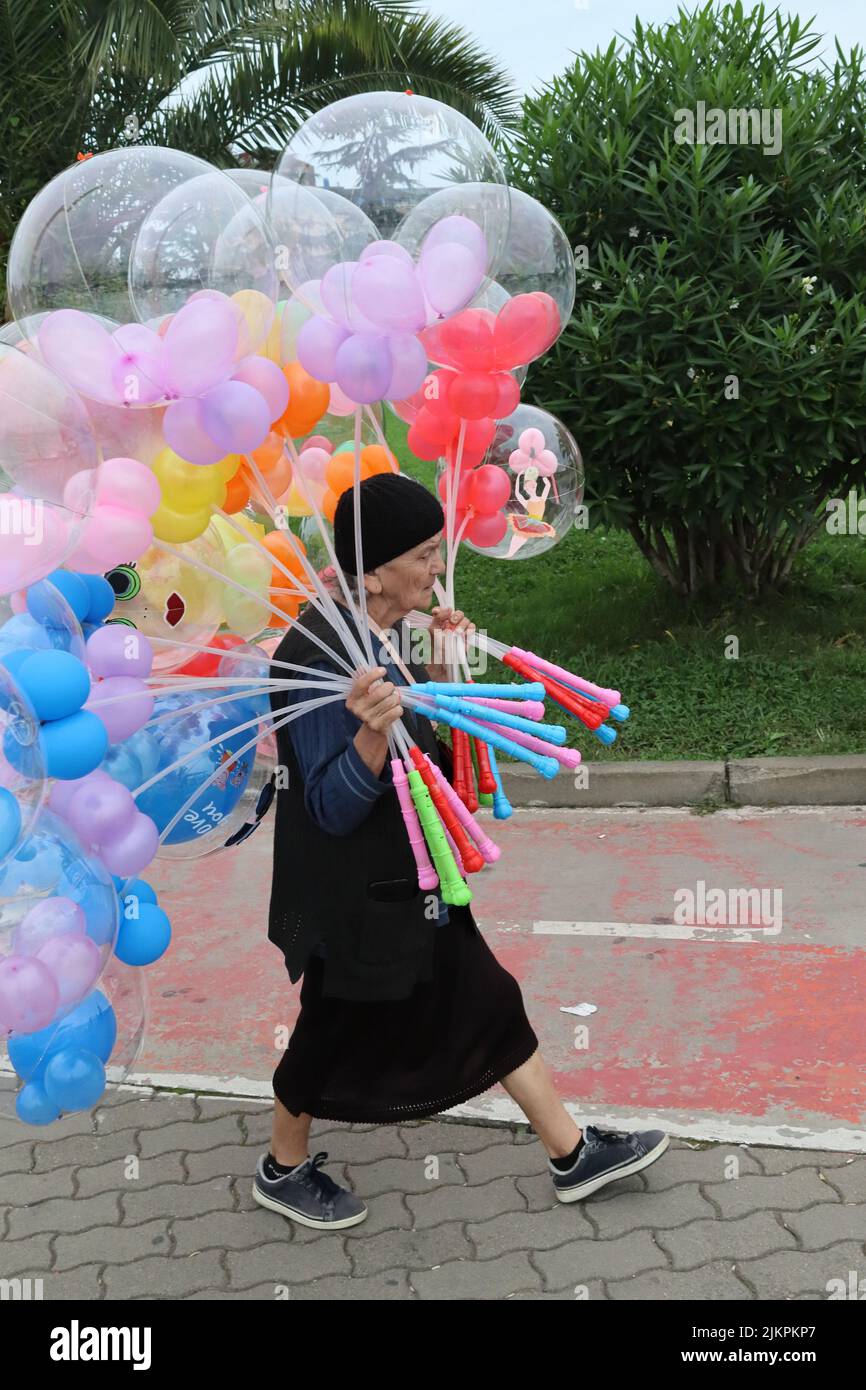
top-left (346, 666), bottom-right (404, 736)
top-left (427, 607), bottom-right (476, 682)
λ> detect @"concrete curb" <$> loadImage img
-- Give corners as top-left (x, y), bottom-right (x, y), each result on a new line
top-left (498, 754), bottom-right (866, 809)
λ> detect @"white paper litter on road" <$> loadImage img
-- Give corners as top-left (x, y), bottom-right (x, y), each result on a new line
top-left (560, 1002), bottom-right (598, 1016)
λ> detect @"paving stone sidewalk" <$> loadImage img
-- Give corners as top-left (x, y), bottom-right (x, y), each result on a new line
top-left (1, 1089), bottom-right (864, 1301)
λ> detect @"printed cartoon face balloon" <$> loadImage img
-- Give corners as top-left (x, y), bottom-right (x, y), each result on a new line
top-left (103, 524), bottom-right (228, 672)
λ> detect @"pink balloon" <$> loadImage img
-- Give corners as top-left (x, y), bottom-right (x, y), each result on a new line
top-left (200, 380), bottom-right (270, 454)
top-left (86, 676), bottom-right (154, 743)
top-left (99, 811), bottom-right (159, 877)
top-left (86, 625), bottom-right (153, 678)
top-left (74, 506), bottom-right (153, 568)
top-left (13, 897), bottom-right (86, 955)
top-left (0, 511), bottom-right (71, 594)
top-left (359, 240), bottom-right (414, 268)
top-left (36, 932), bottom-right (102, 1008)
top-left (304, 435), bottom-right (334, 454)
top-left (97, 458), bottom-right (162, 514)
top-left (164, 397), bottom-right (225, 465)
top-left (64, 770), bottom-right (132, 842)
top-left (163, 297), bottom-right (239, 397)
top-left (422, 214), bottom-right (487, 264)
top-left (327, 382), bottom-right (358, 417)
top-left (38, 311), bottom-right (123, 405)
top-left (231, 357), bottom-right (290, 422)
top-left (0, 955), bottom-right (59, 1034)
top-left (110, 327), bottom-right (167, 406)
top-left (62, 469), bottom-right (95, 515)
top-left (296, 447), bottom-right (331, 484)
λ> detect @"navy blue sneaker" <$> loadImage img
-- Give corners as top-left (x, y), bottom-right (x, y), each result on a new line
top-left (252, 1151), bottom-right (368, 1229)
top-left (550, 1124), bottom-right (669, 1202)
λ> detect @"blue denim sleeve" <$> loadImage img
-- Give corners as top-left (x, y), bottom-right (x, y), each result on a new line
top-left (287, 659), bottom-right (392, 837)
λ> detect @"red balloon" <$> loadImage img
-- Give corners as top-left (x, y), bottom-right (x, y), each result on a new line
top-left (437, 469), bottom-right (473, 512)
top-left (445, 416), bottom-right (496, 470)
top-left (174, 633), bottom-right (245, 678)
top-left (492, 372), bottom-right (521, 417)
top-left (466, 510), bottom-right (508, 547)
top-left (468, 464), bottom-right (511, 514)
top-left (493, 293), bottom-right (561, 369)
top-left (422, 308), bottom-right (496, 372)
top-left (447, 371), bottom-right (499, 421)
top-left (420, 368), bottom-right (459, 421)
top-left (408, 405), bottom-right (456, 460)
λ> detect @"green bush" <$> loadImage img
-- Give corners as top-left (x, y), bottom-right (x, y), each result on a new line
top-left (511, 1), bottom-right (866, 596)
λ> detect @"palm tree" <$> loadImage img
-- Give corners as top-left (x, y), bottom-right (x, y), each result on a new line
top-left (0, 0), bottom-right (517, 305)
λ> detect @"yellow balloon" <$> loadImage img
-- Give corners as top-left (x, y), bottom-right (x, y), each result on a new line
top-left (216, 454), bottom-right (242, 481)
top-left (210, 512), bottom-right (267, 551)
top-left (150, 501), bottom-right (216, 544)
top-left (282, 482), bottom-right (313, 518)
top-left (232, 290), bottom-right (275, 356)
top-left (261, 309), bottom-right (282, 365)
top-left (153, 448), bottom-right (225, 509)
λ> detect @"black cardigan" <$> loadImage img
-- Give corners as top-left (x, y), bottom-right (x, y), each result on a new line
top-left (267, 604), bottom-right (456, 1002)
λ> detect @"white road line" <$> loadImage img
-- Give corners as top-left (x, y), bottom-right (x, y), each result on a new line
top-left (533, 920), bottom-right (782, 942)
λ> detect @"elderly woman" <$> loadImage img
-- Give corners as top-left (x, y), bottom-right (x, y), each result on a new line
top-left (254, 473), bottom-right (668, 1229)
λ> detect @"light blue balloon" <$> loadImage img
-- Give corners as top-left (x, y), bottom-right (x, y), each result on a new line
top-left (16, 650), bottom-right (90, 721)
top-left (40, 709), bottom-right (108, 780)
top-left (0, 786), bottom-right (22, 863)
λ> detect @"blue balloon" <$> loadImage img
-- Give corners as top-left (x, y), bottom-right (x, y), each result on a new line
top-left (80, 575), bottom-right (116, 624)
top-left (16, 650), bottom-right (90, 721)
top-left (40, 709), bottom-right (108, 780)
top-left (16, 1082), bottom-right (62, 1126)
top-left (0, 613), bottom-right (51, 662)
top-left (32, 570), bottom-right (90, 623)
top-left (134, 691), bottom-right (256, 846)
top-left (101, 740), bottom-right (145, 791)
top-left (122, 877), bottom-right (159, 908)
top-left (115, 902), bottom-right (171, 966)
top-left (7, 990), bottom-right (118, 1082)
top-left (0, 786), bottom-right (22, 863)
top-left (43, 1048), bottom-right (106, 1112)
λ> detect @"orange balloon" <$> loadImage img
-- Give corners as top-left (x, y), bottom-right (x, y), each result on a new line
top-left (322, 488), bottom-right (340, 522)
top-left (270, 589), bottom-right (302, 621)
top-left (243, 453), bottom-right (292, 500)
top-left (324, 455), bottom-right (360, 496)
top-left (277, 362), bottom-right (330, 438)
top-left (251, 432), bottom-right (286, 471)
top-left (361, 445), bottom-right (398, 476)
top-left (263, 530), bottom-right (308, 580)
top-left (223, 473), bottom-right (251, 513)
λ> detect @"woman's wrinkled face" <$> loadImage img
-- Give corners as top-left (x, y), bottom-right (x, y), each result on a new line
top-left (371, 530), bottom-right (446, 616)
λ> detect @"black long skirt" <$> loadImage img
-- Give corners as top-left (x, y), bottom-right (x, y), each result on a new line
top-left (272, 903), bottom-right (539, 1124)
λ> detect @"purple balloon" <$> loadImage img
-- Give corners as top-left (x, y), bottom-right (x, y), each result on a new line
top-left (66, 771), bottom-right (136, 842)
top-left (320, 262), bottom-right (358, 326)
top-left (86, 625), bottom-right (153, 679)
top-left (0, 955), bottom-right (59, 1034)
top-left (385, 334), bottom-right (428, 401)
top-left (419, 241), bottom-right (485, 318)
top-left (334, 334), bottom-right (393, 405)
top-left (296, 316), bottom-right (349, 383)
top-left (13, 897), bottom-right (86, 955)
top-left (352, 257), bottom-right (426, 333)
top-left (231, 357), bottom-right (289, 422)
top-left (39, 311), bottom-right (124, 406)
top-left (111, 324), bottom-right (166, 405)
top-left (164, 397), bottom-right (225, 465)
top-left (200, 380), bottom-right (270, 454)
top-left (36, 932), bottom-right (102, 1009)
top-left (162, 297), bottom-right (238, 397)
top-left (421, 214), bottom-right (488, 264)
top-left (99, 811), bottom-right (159, 877)
top-left (86, 676), bottom-right (154, 743)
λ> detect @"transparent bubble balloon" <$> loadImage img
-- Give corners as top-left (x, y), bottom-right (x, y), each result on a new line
top-left (437, 404), bottom-right (584, 561)
top-left (0, 664), bottom-right (46, 874)
top-left (271, 91), bottom-right (509, 308)
top-left (8, 147), bottom-right (251, 327)
top-left (102, 523), bottom-right (227, 672)
top-left (130, 169), bottom-right (279, 345)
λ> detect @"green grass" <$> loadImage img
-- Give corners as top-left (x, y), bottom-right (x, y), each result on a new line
top-left (384, 415), bottom-right (866, 762)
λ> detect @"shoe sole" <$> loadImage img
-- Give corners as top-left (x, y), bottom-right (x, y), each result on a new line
top-left (252, 1181), bottom-right (369, 1229)
top-left (553, 1133), bottom-right (671, 1202)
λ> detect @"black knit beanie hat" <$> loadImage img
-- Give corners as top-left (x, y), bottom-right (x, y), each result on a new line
top-left (333, 473), bottom-right (445, 575)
